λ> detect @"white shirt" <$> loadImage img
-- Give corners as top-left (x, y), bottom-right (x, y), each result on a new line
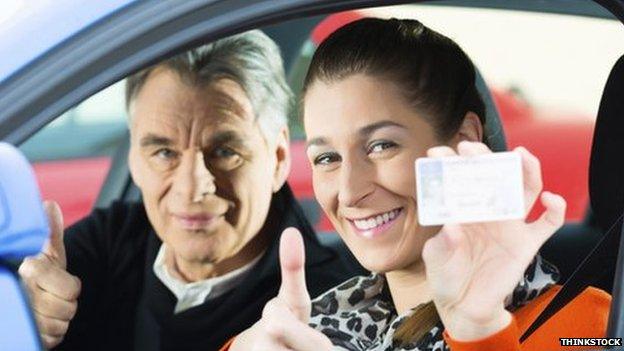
top-left (153, 244), bottom-right (263, 313)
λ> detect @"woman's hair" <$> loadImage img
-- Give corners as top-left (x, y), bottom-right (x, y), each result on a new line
top-left (302, 17), bottom-right (486, 144)
top-left (301, 18), bottom-right (486, 345)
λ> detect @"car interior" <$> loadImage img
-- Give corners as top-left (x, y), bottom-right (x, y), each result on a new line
top-left (90, 6), bottom-right (514, 280)
top-left (88, 2), bottom-right (618, 295)
top-left (1, 0), bottom-right (624, 345)
top-left (521, 52), bottom-right (624, 341)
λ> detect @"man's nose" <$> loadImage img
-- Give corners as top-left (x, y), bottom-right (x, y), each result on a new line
top-left (192, 152), bottom-right (216, 202)
top-left (175, 151), bottom-right (216, 203)
top-left (337, 157), bottom-right (374, 207)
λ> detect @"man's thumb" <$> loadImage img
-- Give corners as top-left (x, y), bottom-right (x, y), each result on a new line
top-left (278, 227), bottom-right (311, 322)
top-left (42, 201), bottom-right (66, 268)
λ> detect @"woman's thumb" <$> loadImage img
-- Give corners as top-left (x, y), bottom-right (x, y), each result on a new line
top-left (278, 227), bottom-right (311, 322)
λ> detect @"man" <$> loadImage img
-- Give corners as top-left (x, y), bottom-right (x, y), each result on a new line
top-left (18, 30), bottom-right (363, 350)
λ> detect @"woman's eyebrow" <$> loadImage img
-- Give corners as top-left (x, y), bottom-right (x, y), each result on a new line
top-left (306, 137), bottom-right (327, 150)
top-left (358, 120), bottom-right (407, 138)
top-left (305, 121), bottom-right (406, 150)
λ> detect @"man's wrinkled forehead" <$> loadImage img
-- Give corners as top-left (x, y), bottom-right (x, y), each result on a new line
top-left (128, 69), bottom-right (256, 132)
top-left (202, 80), bottom-right (251, 122)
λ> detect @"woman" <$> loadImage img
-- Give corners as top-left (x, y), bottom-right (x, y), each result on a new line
top-left (225, 18), bottom-right (610, 351)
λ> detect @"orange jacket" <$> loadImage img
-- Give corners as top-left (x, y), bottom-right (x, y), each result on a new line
top-left (444, 286), bottom-right (611, 351)
top-left (219, 285), bottom-right (611, 351)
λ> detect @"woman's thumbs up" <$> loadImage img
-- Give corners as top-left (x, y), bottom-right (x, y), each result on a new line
top-left (228, 228), bottom-right (333, 351)
top-left (278, 227), bottom-right (311, 322)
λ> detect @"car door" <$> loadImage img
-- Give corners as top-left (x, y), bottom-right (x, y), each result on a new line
top-left (1, 0), bottom-right (624, 347)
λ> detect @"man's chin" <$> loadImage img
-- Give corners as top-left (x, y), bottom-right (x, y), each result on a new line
top-left (164, 235), bottom-right (216, 260)
top-left (171, 238), bottom-right (239, 265)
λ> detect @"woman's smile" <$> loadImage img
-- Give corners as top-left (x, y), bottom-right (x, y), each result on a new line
top-left (346, 207), bottom-right (404, 238)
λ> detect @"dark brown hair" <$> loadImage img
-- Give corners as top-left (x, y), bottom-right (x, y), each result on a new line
top-left (301, 17), bottom-right (487, 345)
top-left (302, 17), bottom-right (486, 144)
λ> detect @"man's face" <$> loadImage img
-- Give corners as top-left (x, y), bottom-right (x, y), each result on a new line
top-left (128, 68), bottom-right (289, 270)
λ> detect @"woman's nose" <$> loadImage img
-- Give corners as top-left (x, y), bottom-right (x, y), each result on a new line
top-left (337, 158), bottom-right (374, 207)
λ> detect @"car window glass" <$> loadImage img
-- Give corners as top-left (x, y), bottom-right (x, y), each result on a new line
top-left (287, 3), bottom-right (624, 228)
top-left (19, 82), bottom-right (127, 227)
top-left (20, 2), bottom-right (623, 233)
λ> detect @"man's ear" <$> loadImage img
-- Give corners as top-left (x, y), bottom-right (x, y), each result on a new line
top-left (272, 126), bottom-right (291, 193)
top-left (451, 111), bottom-right (483, 145)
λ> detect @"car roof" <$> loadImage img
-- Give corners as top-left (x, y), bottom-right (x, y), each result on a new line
top-left (0, 0), bottom-right (136, 82)
top-left (0, 0), bottom-right (617, 89)
top-left (0, 0), bottom-right (622, 145)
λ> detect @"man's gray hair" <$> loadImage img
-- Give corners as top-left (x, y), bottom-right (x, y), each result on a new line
top-left (125, 30), bottom-right (293, 141)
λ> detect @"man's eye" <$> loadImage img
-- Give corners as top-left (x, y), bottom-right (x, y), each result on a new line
top-left (314, 152), bottom-right (340, 165)
top-left (208, 146), bottom-right (243, 171)
top-left (154, 148), bottom-right (178, 160)
top-left (367, 140), bottom-right (397, 154)
top-left (212, 147), bottom-right (237, 158)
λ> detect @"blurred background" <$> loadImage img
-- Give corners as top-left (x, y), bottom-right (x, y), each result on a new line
top-left (13, 2), bottom-right (624, 231)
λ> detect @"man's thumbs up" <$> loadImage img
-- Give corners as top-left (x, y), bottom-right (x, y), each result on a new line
top-left (42, 201), bottom-right (67, 269)
top-left (278, 227), bottom-right (311, 322)
top-left (18, 200), bottom-right (80, 349)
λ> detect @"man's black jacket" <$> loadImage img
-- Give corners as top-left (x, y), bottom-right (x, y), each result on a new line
top-left (55, 185), bottom-right (365, 351)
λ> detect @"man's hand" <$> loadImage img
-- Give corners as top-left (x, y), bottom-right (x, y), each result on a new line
top-left (230, 228), bottom-right (333, 351)
top-left (422, 142), bottom-right (566, 341)
top-left (18, 201), bottom-right (81, 349)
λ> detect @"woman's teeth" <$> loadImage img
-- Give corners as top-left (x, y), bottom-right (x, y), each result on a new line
top-left (353, 208), bottom-right (401, 230)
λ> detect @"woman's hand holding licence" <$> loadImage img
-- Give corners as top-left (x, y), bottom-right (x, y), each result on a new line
top-left (230, 228), bottom-right (333, 351)
top-left (422, 141), bottom-right (566, 341)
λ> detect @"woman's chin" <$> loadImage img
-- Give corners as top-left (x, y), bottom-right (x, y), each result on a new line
top-left (354, 249), bottom-right (410, 273)
top-left (345, 233), bottom-right (424, 273)
top-left (362, 261), bottom-right (401, 274)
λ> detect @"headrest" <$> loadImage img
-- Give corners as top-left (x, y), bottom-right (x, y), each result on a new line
top-left (0, 143), bottom-right (48, 259)
top-left (589, 54), bottom-right (624, 231)
top-left (475, 68), bottom-right (507, 152)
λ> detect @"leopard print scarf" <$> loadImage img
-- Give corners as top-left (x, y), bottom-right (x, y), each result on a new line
top-left (309, 255), bottom-right (559, 351)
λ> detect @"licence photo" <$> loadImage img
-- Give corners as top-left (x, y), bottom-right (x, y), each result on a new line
top-left (1, 1), bottom-right (624, 351)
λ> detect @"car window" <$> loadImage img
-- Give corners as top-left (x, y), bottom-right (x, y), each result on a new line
top-left (19, 82), bottom-right (127, 227)
top-left (287, 4), bottom-right (624, 227)
top-left (23, 3), bottom-right (623, 233)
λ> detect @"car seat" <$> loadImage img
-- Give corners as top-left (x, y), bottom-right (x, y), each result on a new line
top-left (521, 54), bottom-right (624, 340)
top-left (587, 54), bottom-right (624, 291)
top-left (539, 55), bottom-right (624, 294)
top-left (534, 56), bottom-right (624, 294)
top-left (0, 143), bottom-right (50, 350)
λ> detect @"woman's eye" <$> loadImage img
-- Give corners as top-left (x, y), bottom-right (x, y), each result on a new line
top-left (313, 152), bottom-right (340, 166)
top-left (367, 140), bottom-right (397, 154)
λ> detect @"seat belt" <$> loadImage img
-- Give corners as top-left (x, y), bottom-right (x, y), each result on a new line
top-left (519, 214), bottom-right (622, 342)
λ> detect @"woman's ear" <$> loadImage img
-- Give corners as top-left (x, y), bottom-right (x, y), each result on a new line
top-left (452, 111), bottom-right (483, 144)
top-left (272, 126), bottom-right (291, 193)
